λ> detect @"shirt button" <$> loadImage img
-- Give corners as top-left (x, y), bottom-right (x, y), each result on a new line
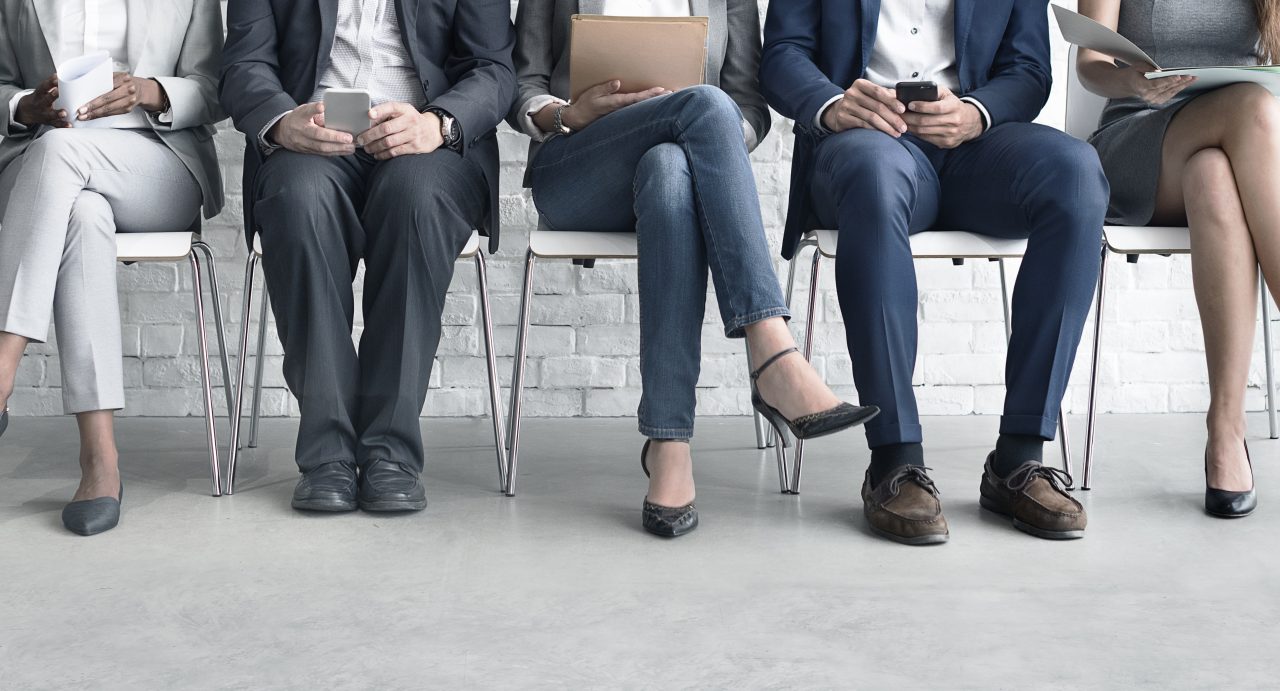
top-left (911, 27), bottom-right (919, 35)
top-left (912, 71), bottom-right (920, 78)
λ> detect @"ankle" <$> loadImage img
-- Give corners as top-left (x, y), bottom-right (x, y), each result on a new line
top-left (79, 451), bottom-right (120, 475)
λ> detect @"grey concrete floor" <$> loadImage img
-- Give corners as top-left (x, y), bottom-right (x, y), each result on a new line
top-left (1, 414), bottom-right (1278, 690)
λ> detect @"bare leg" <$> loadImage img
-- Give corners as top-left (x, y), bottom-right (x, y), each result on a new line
top-left (0, 331), bottom-right (29, 408)
top-left (745, 316), bottom-right (844, 419)
top-left (645, 440), bottom-right (694, 507)
top-left (1153, 84), bottom-right (1280, 490)
top-left (72, 410), bottom-right (120, 501)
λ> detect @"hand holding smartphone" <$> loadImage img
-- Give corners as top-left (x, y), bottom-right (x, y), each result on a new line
top-left (895, 81), bottom-right (939, 106)
top-left (323, 88), bottom-right (372, 136)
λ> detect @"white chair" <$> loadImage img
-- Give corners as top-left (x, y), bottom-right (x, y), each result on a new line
top-left (223, 231), bottom-right (509, 495)
top-left (1065, 46), bottom-right (1278, 490)
top-left (116, 231), bottom-right (233, 497)
top-left (781, 230), bottom-right (1075, 494)
top-left (505, 226), bottom-right (787, 497)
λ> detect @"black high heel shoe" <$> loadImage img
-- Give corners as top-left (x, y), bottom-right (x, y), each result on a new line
top-left (1205, 442), bottom-right (1257, 519)
top-left (0, 406), bottom-right (8, 439)
top-left (750, 347), bottom-right (880, 441)
top-left (641, 440), bottom-right (698, 538)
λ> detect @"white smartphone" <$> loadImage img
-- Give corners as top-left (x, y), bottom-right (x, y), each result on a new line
top-left (322, 88), bottom-right (372, 136)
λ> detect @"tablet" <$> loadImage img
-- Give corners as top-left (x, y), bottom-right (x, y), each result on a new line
top-left (323, 89), bottom-right (372, 136)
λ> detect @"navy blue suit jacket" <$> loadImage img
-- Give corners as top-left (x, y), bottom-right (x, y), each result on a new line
top-left (760, 0), bottom-right (1053, 259)
top-left (219, 0), bottom-right (516, 252)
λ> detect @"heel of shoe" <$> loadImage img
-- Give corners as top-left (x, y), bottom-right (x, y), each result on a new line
top-left (750, 389), bottom-right (791, 448)
top-left (0, 407), bottom-right (8, 439)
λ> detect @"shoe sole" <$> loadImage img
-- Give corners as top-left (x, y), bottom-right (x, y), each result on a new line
top-left (979, 497), bottom-right (1085, 540)
top-left (1205, 507), bottom-right (1255, 519)
top-left (867, 522), bottom-right (949, 545)
top-left (359, 499), bottom-right (428, 512)
top-left (291, 498), bottom-right (358, 512)
top-left (644, 514), bottom-right (699, 538)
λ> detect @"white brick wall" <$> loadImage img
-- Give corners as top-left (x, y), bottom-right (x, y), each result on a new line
top-left (8, 2), bottom-right (1277, 418)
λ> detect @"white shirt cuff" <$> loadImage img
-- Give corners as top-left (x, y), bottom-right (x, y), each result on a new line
top-left (959, 96), bottom-right (992, 132)
top-left (259, 111), bottom-right (291, 154)
top-left (814, 94), bottom-right (844, 132)
top-left (8, 89), bottom-right (35, 132)
top-left (519, 94), bottom-right (567, 142)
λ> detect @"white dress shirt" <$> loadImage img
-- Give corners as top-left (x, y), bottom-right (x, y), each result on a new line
top-left (261, 0), bottom-right (427, 151)
top-left (8, 0), bottom-right (152, 131)
top-left (816, 0), bottom-right (991, 132)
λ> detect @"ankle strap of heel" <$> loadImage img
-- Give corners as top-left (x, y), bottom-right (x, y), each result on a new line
top-left (750, 347), bottom-right (799, 381)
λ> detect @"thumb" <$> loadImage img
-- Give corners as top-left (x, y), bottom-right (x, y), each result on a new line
top-left (603, 80), bottom-right (621, 95)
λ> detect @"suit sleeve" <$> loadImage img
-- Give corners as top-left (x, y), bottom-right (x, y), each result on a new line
top-left (431, 0), bottom-right (517, 156)
top-left (505, 0), bottom-right (556, 134)
top-left (0, 9), bottom-right (34, 139)
top-left (219, 0), bottom-right (300, 142)
top-left (722, 0), bottom-right (771, 150)
top-left (151, 0), bottom-right (226, 131)
top-left (960, 0), bottom-right (1052, 127)
top-left (759, 0), bottom-right (843, 129)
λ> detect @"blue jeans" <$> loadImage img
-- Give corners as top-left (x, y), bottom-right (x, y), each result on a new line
top-left (530, 86), bottom-right (789, 439)
top-left (811, 123), bottom-right (1108, 448)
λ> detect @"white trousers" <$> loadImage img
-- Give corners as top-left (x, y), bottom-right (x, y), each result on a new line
top-left (0, 128), bottom-right (201, 414)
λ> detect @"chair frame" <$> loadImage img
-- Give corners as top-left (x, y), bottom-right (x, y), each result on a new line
top-left (223, 232), bottom-right (509, 495)
top-left (780, 230), bottom-right (1074, 494)
top-left (117, 233), bottom-right (233, 497)
top-left (505, 228), bottom-right (788, 498)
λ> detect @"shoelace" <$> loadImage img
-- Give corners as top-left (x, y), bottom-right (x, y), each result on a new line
top-left (1004, 463), bottom-right (1075, 493)
top-left (888, 465), bottom-right (941, 496)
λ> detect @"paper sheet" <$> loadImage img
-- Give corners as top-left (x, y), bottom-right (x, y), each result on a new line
top-left (1148, 67), bottom-right (1280, 96)
top-left (1052, 5), bottom-right (1160, 69)
top-left (54, 51), bottom-right (114, 128)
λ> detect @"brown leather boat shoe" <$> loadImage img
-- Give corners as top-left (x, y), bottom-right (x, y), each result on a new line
top-left (861, 465), bottom-right (950, 545)
top-left (979, 453), bottom-right (1086, 540)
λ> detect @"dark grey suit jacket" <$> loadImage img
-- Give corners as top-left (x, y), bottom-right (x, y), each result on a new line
top-left (508, 0), bottom-right (771, 184)
top-left (219, 0), bottom-right (516, 252)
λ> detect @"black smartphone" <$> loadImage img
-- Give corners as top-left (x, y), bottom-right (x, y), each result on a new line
top-left (895, 81), bottom-right (939, 105)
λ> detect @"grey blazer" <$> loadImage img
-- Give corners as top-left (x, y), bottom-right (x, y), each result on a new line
top-left (508, 0), bottom-right (771, 183)
top-left (0, 0), bottom-right (225, 219)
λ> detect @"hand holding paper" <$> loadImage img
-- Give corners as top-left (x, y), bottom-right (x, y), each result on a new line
top-left (54, 51), bottom-right (115, 128)
top-left (13, 74), bottom-right (68, 129)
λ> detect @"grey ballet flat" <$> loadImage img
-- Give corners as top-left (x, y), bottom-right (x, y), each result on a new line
top-left (62, 482), bottom-right (123, 536)
top-left (0, 407), bottom-right (8, 439)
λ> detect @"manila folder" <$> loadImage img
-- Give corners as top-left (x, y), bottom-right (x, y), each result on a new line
top-left (569, 15), bottom-right (709, 102)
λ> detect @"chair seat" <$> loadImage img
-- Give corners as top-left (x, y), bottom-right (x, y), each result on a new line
top-left (814, 229), bottom-right (1030, 260)
top-left (116, 232), bottom-right (195, 262)
top-left (251, 231), bottom-right (482, 258)
top-left (529, 227), bottom-right (638, 259)
top-left (1103, 226), bottom-right (1191, 255)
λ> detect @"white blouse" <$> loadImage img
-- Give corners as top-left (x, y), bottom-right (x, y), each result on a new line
top-left (601, 0), bottom-right (691, 16)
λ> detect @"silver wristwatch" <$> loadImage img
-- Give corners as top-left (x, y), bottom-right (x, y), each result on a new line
top-left (553, 105), bottom-right (573, 135)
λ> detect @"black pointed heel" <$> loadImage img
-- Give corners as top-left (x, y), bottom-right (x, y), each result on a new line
top-left (1205, 441), bottom-right (1257, 519)
top-left (750, 347), bottom-right (880, 441)
top-left (640, 440), bottom-right (698, 538)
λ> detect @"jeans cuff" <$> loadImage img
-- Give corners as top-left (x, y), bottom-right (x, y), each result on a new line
top-left (638, 422), bottom-right (695, 440)
top-left (1000, 414), bottom-right (1059, 441)
top-left (723, 306), bottom-right (791, 339)
top-left (865, 421), bottom-right (924, 448)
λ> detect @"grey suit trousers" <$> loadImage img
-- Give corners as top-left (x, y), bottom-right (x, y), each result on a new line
top-left (0, 128), bottom-right (201, 414)
top-left (253, 148), bottom-right (484, 472)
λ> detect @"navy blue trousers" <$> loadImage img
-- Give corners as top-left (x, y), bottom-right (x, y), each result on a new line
top-left (810, 123), bottom-right (1109, 449)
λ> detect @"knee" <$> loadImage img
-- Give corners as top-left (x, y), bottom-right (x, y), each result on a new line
top-left (635, 143), bottom-right (692, 200)
top-left (258, 153), bottom-right (343, 211)
top-left (1226, 83), bottom-right (1280, 137)
top-left (1035, 136), bottom-right (1109, 214)
top-left (817, 130), bottom-right (916, 193)
top-left (672, 84), bottom-right (742, 128)
top-left (67, 192), bottom-right (113, 240)
top-left (23, 129), bottom-right (81, 169)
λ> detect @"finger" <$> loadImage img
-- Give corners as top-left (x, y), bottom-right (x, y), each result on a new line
top-left (365, 130), bottom-right (413, 155)
top-left (357, 114), bottom-right (411, 146)
top-left (80, 85), bottom-right (131, 115)
top-left (367, 102), bottom-right (411, 125)
top-left (81, 91), bottom-right (136, 119)
top-left (376, 143), bottom-right (420, 160)
top-left (305, 139), bottom-right (357, 156)
top-left (305, 124), bottom-right (355, 145)
top-left (852, 92), bottom-right (906, 132)
top-left (908, 96), bottom-right (957, 115)
top-left (851, 106), bottom-right (903, 137)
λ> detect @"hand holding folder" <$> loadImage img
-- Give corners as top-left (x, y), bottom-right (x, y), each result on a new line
top-left (569, 15), bottom-right (709, 102)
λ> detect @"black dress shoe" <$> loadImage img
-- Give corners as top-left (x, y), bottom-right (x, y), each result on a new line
top-left (358, 459), bottom-right (427, 512)
top-left (750, 348), bottom-right (879, 441)
top-left (62, 482), bottom-right (123, 536)
top-left (1205, 443), bottom-right (1257, 519)
top-left (292, 461), bottom-right (358, 512)
top-left (640, 440), bottom-right (698, 538)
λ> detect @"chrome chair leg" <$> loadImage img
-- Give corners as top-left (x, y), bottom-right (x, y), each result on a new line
top-left (1261, 276), bottom-right (1277, 440)
top-left (476, 251), bottom-right (509, 492)
top-left (1083, 248), bottom-right (1109, 491)
top-left (189, 250), bottom-right (222, 497)
top-left (226, 252), bottom-right (259, 495)
top-left (248, 283), bottom-right (269, 449)
top-left (505, 249), bottom-right (537, 497)
top-left (767, 241), bottom-right (816, 449)
top-left (789, 247), bottom-right (823, 494)
top-left (192, 242), bottom-right (234, 418)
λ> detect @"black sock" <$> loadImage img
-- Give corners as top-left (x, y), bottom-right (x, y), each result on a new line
top-left (869, 443), bottom-right (924, 486)
top-left (993, 433), bottom-right (1046, 476)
